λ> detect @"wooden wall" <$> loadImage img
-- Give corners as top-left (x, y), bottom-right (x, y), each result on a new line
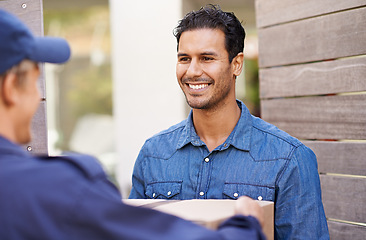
top-left (0, 0), bottom-right (48, 154)
top-left (255, 0), bottom-right (366, 239)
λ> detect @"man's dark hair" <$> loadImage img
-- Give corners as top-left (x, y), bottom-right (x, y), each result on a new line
top-left (173, 4), bottom-right (245, 63)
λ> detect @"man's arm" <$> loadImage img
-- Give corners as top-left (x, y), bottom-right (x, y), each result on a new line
top-left (74, 184), bottom-right (266, 240)
top-left (275, 145), bottom-right (329, 239)
top-left (129, 145), bottom-right (148, 199)
top-left (60, 154), bottom-right (265, 240)
top-left (235, 196), bottom-right (264, 227)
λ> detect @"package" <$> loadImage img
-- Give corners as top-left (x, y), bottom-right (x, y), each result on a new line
top-left (124, 199), bottom-right (273, 240)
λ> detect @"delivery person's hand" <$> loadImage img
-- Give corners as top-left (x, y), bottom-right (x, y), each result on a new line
top-left (235, 196), bottom-right (264, 228)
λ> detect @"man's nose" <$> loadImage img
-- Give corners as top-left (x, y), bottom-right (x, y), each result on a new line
top-left (185, 59), bottom-right (203, 78)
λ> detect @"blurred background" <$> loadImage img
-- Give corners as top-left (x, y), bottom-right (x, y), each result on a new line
top-left (43, 0), bottom-right (259, 196)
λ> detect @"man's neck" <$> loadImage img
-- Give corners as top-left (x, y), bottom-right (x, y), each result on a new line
top-left (192, 100), bottom-right (241, 152)
top-left (0, 108), bottom-right (18, 144)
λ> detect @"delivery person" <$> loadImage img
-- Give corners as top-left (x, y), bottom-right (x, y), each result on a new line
top-left (0, 9), bottom-right (265, 240)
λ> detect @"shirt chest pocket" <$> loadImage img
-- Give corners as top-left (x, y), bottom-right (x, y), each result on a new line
top-left (223, 183), bottom-right (275, 201)
top-left (146, 181), bottom-right (182, 199)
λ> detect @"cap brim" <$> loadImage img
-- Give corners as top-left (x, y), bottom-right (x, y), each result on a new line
top-left (29, 37), bottom-right (71, 64)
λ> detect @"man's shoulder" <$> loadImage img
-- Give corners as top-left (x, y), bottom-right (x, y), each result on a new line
top-left (140, 119), bottom-right (187, 159)
top-left (44, 153), bottom-right (106, 179)
top-left (252, 116), bottom-right (302, 146)
top-left (1, 152), bottom-right (106, 184)
top-left (0, 152), bottom-right (121, 236)
top-left (145, 119), bottom-right (186, 144)
top-left (0, 152), bottom-right (113, 210)
top-left (249, 116), bottom-right (311, 161)
top-left (152, 119), bottom-right (187, 137)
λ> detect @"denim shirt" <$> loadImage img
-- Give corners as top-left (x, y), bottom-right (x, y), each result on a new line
top-left (129, 100), bottom-right (329, 240)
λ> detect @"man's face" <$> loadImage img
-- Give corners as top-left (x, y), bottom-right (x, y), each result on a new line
top-left (176, 28), bottom-right (238, 110)
top-left (14, 63), bottom-right (41, 144)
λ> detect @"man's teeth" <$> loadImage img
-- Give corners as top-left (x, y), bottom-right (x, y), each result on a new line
top-left (189, 84), bottom-right (208, 90)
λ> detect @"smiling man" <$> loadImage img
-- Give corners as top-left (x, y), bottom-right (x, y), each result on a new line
top-left (176, 28), bottom-right (242, 152)
top-left (129, 5), bottom-right (329, 240)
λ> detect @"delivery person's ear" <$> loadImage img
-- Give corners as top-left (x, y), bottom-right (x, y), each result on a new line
top-left (1, 72), bottom-right (19, 107)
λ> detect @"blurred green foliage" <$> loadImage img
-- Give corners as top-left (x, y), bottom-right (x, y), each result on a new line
top-left (43, 7), bottom-right (112, 151)
top-left (244, 59), bottom-right (260, 117)
top-left (67, 62), bottom-right (113, 118)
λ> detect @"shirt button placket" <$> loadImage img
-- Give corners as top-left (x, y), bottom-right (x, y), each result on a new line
top-left (198, 155), bottom-right (211, 199)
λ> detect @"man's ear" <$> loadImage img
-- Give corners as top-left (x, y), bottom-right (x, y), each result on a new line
top-left (1, 73), bottom-right (19, 106)
top-left (232, 52), bottom-right (244, 77)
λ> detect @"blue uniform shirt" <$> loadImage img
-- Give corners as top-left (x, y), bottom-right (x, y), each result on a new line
top-left (129, 100), bottom-right (329, 240)
top-left (0, 136), bottom-right (265, 240)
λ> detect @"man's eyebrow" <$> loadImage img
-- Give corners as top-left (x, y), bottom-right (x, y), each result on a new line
top-left (177, 53), bottom-right (189, 57)
top-left (200, 51), bottom-right (218, 56)
top-left (177, 52), bottom-right (218, 57)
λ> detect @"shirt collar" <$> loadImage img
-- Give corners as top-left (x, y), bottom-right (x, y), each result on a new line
top-left (177, 111), bottom-right (203, 149)
top-left (227, 100), bottom-right (252, 151)
top-left (0, 135), bottom-right (29, 157)
top-left (176, 100), bottom-right (252, 151)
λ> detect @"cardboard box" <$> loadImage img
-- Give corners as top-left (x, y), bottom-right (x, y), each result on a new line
top-left (124, 199), bottom-right (273, 240)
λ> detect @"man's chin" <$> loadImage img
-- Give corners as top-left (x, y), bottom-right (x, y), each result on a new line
top-left (17, 134), bottom-right (32, 145)
top-left (187, 101), bottom-right (210, 110)
top-left (184, 95), bottom-right (214, 109)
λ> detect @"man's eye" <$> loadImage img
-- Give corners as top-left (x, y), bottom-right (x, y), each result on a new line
top-left (179, 57), bottom-right (190, 62)
top-left (203, 57), bottom-right (213, 61)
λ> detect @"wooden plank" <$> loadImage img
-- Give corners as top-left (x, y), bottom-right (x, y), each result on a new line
top-left (1, 0), bottom-right (48, 155)
top-left (257, 7), bottom-right (366, 68)
top-left (320, 175), bottom-right (366, 224)
top-left (255, 0), bottom-right (366, 28)
top-left (261, 94), bottom-right (366, 140)
top-left (22, 101), bottom-right (48, 155)
top-left (260, 56), bottom-right (366, 99)
top-left (0, 0), bottom-right (43, 35)
top-left (327, 221), bottom-right (366, 240)
top-left (303, 141), bottom-right (366, 176)
top-left (0, 0), bottom-right (45, 98)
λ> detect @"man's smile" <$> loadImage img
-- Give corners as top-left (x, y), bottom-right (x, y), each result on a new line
top-left (188, 83), bottom-right (209, 90)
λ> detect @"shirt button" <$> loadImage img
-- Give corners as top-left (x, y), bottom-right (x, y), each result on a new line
top-left (167, 191), bottom-right (172, 196)
top-left (199, 191), bottom-right (204, 196)
top-left (224, 143), bottom-right (228, 147)
top-left (233, 192), bottom-right (239, 197)
top-left (152, 193), bottom-right (156, 198)
top-left (204, 157), bottom-right (210, 163)
top-left (258, 196), bottom-right (263, 201)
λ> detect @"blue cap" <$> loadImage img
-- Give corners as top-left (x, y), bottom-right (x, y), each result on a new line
top-left (0, 9), bottom-right (71, 74)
